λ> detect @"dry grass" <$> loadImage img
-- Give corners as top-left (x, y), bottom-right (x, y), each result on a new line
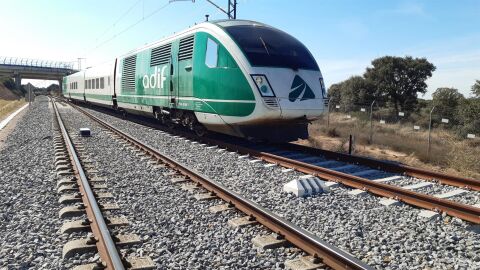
top-left (0, 99), bottom-right (26, 121)
top-left (300, 113), bottom-right (480, 179)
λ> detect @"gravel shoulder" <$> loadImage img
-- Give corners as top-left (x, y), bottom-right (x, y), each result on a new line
top-left (0, 97), bottom-right (63, 269)
top-left (82, 106), bottom-right (480, 270)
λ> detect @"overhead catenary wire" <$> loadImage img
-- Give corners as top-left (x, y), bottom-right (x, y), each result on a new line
top-left (85, 1), bottom-right (171, 58)
top-left (93, 0), bottom-right (143, 43)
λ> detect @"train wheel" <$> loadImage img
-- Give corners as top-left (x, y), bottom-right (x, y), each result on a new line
top-left (193, 124), bottom-right (207, 137)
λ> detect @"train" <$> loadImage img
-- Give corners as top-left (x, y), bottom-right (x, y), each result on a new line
top-left (63, 19), bottom-right (328, 141)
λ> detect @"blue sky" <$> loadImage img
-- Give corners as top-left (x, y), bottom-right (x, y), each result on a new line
top-left (1, 0), bottom-right (479, 98)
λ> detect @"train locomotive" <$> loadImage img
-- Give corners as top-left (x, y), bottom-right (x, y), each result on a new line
top-left (63, 20), bottom-right (328, 141)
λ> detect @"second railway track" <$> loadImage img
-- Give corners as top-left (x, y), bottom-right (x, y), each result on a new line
top-left (71, 101), bottom-right (480, 224)
top-left (63, 99), bottom-right (480, 269)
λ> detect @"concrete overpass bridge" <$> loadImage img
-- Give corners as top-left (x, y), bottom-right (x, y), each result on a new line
top-left (0, 57), bottom-right (78, 90)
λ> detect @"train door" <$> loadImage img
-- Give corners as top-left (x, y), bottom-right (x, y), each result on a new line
top-left (176, 35), bottom-right (195, 108)
top-left (169, 47), bottom-right (178, 108)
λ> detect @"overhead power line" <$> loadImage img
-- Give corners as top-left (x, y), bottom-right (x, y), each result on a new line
top-left (85, 1), bottom-right (171, 57)
top-left (94, 0), bottom-right (143, 43)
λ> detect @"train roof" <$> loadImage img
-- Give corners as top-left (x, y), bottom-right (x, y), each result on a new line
top-left (119, 19), bottom-right (273, 58)
top-left (211, 19), bottom-right (271, 28)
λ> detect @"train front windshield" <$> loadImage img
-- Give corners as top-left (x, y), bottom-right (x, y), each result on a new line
top-left (224, 25), bottom-right (319, 71)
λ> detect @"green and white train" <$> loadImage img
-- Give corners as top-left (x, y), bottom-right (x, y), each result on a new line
top-left (63, 20), bottom-right (328, 141)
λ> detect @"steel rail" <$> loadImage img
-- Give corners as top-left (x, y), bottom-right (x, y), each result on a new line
top-left (52, 100), bottom-right (125, 270)
top-left (72, 102), bottom-right (372, 270)
top-left (281, 143), bottom-right (480, 191)
top-left (199, 139), bottom-right (480, 224)
top-left (67, 102), bottom-right (480, 223)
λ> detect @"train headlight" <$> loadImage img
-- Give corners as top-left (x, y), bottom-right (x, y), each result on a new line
top-left (251, 75), bottom-right (275, 97)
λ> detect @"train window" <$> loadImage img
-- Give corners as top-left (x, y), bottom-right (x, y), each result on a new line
top-left (100, 77), bottom-right (104, 89)
top-left (96, 78), bottom-right (99, 89)
top-left (85, 80), bottom-right (87, 89)
top-left (205, 38), bottom-right (218, 68)
top-left (224, 25), bottom-right (319, 71)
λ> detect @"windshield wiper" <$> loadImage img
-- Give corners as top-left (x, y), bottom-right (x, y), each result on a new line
top-left (259, 37), bottom-right (270, 56)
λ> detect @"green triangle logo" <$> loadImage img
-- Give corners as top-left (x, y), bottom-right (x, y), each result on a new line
top-left (289, 75), bottom-right (315, 102)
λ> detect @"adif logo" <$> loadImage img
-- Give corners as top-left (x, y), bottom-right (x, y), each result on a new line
top-left (288, 75), bottom-right (315, 102)
top-left (142, 66), bottom-right (167, 89)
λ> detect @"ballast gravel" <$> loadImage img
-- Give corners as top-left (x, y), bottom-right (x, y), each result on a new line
top-left (81, 106), bottom-right (480, 270)
top-left (0, 97), bottom-right (64, 269)
top-left (59, 105), bottom-right (306, 270)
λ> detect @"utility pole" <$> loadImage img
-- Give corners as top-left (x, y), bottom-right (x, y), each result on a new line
top-left (77, 58), bottom-right (85, 70)
top-left (205, 0), bottom-right (237, 19)
top-left (28, 84), bottom-right (32, 105)
top-left (326, 99), bottom-right (331, 129)
top-left (227, 0), bottom-right (237, 19)
top-left (171, 0), bottom-right (238, 19)
top-left (369, 100), bottom-right (376, 144)
top-left (427, 106), bottom-right (435, 160)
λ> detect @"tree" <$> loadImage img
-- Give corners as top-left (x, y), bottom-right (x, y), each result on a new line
top-left (457, 98), bottom-right (480, 136)
top-left (364, 56), bottom-right (436, 115)
top-left (472, 80), bottom-right (480, 98)
top-left (432, 87), bottom-right (464, 124)
top-left (327, 83), bottom-right (342, 106)
top-left (327, 76), bottom-right (375, 112)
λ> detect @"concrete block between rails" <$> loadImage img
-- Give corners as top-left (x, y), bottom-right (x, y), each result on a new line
top-left (228, 216), bottom-right (257, 228)
top-left (285, 255), bottom-right (325, 270)
top-left (252, 234), bottom-right (288, 249)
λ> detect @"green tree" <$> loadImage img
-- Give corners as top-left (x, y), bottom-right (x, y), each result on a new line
top-left (327, 83), bottom-right (342, 107)
top-left (457, 98), bottom-right (480, 136)
top-left (432, 87), bottom-right (464, 124)
top-left (328, 76), bottom-right (375, 112)
top-left (364, 56), bottom-right (436, 115)
top-left (472, 80), bottom-right (480, 97)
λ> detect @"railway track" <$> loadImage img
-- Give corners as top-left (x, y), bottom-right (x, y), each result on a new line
top-left (62, 100), bottom-right (372, 270)
top-left (52, 99), bottom-right (154, 269)
top-left (69, 101), bottom-right (480, 225)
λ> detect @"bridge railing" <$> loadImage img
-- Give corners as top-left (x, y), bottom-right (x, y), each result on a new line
top-left (0, 56), bottom-right (75, 70)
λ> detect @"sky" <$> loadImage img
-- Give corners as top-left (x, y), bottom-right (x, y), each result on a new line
top-left (1, 0), bottom-right (479, 98)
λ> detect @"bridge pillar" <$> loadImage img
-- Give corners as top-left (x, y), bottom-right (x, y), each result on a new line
top-left (14, 74), bottom-right (22, 90)
top-left (58, 79), bottom-right (63, 93)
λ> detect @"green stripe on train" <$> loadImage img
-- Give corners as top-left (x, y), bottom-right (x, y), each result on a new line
top-left (117, 31), bottom-right (256, 117)
top-left (117, 95), bottom-right (254, 116)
